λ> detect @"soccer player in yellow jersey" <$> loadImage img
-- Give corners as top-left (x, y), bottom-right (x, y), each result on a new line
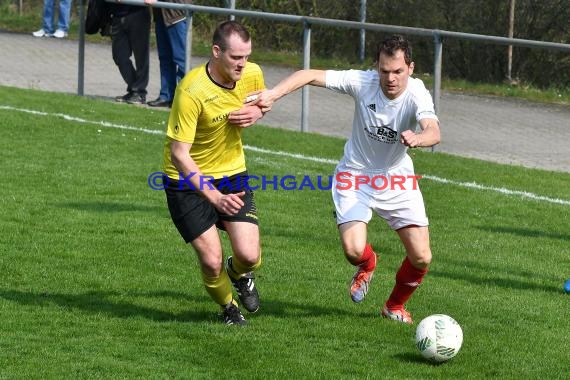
top-left (162, 21), bottom-right (267, 326)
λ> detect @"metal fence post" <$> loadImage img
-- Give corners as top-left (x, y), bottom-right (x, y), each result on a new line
top-left (225, 0), bottom-right (236, 20)
top-left (359, 0), bottom-right (367, 63)
top-left (77, 0), bottom-right (85, 96)
top-left (432, 31), bottom-right (443, 152)
top-left (301, 21), bottom-right (312, 133)
top-left (185, 9), bottom-right (193, 73)
top-left (432, 31), bottom-right (442, 114)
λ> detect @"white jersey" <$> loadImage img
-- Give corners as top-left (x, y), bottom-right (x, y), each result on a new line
top-left (326, 70), bottom-right (438, 172)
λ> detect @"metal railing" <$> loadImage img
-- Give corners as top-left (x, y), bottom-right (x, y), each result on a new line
top-left (77, 1), bottom-right (570, 132)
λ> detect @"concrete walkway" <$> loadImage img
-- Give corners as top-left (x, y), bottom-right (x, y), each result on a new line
top-left (1, 31), bottom-right (568, 173)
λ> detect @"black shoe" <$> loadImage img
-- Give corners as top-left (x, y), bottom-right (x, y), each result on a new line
top-left (221, 301), bottom-right (247, 326)
top-left (227, 257), bottom-right (260, 313)
top-left (147, 98), bottom-right (172, 107)
top-left (115, 93), bottom-right (131, 103)
top-left (125, 92), bottom-right (146, 105)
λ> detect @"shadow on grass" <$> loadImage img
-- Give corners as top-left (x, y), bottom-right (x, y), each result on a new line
top-left (476, 225), bottom-right (570, 241)
top-left (258, 298), bottom-right (376, 319)
top-left (0, 288), bottom-right (375, 322)
top-left (392, 352), bottom-right (442, 365)
top-left (0, 289), bottom-right (212, 323)
top-left (429, 256), bottom-right (562, 293)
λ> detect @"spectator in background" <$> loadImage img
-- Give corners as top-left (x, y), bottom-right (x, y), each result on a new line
top-left (144, 0), bottom-right (191, 108)
top-left (108, 2), bottom-right (151, 105)
top-left (33, 0), bottom-right (72, 38)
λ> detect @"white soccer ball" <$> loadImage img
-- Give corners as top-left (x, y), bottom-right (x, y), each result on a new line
top-left (415, 314), bottom-right (463, 363)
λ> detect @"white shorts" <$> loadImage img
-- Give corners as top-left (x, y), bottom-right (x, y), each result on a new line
top-left (331, 155), bottom-right (429, 230)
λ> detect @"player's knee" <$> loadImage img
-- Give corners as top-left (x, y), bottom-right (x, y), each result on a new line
top-left (344, 248), bottom-right (364, 264)
top-left (244, 256), bottom-right (262, 271)
top-left (343, 244), bottom-right (366, 264)
top-left (408, 249), bottom-right (432, 269)
top-left (233, 253), bottom-right (262, 271)
top-left (201, 261), bottom-right (224, 277)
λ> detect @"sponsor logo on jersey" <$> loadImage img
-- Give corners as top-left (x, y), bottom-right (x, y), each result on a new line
top-left (367, 103), bottom-right (376, 112)
top-left (364, 125), bottom-right (399, 144)
top-left (212, 113), bottom-right (229, 123)
top-left (204, 95), bottom-right (219, 103)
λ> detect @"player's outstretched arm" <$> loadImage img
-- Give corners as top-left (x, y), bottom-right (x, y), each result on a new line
top-left (257, 69), bottom-right (326, 109)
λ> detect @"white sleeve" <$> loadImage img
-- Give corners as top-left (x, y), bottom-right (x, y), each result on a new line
top-left (409, 78), bottom-right (438, 122)
top-left (325, 69), bottom-right (371, 98)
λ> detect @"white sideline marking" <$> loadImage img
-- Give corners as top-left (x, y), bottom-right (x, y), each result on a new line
top-left (244, 145), bottom-right (338, 165)
top-left (422, 175), bottom-right (570, 206)
top-left (0, 105), bottom-right (165, 135)
top-left (2, 105), bottom-right (569, 206)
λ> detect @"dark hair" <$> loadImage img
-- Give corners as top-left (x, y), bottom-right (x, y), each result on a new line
top-left (212, 21), bottom-right (251, 51)
top-left (375, 35), bottom-right (412, 65)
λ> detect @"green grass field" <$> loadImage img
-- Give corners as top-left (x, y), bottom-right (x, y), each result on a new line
top-left (0, 86), bottom-right (569, 379)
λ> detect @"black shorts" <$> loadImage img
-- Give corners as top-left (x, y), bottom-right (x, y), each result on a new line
top-left (164, 171), bottom-right (258, 243)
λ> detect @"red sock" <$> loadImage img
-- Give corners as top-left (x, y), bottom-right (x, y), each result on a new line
top-left (353, 243), bottom-right (375, 271)
top-left (386, 257), bottom-right (428, 308)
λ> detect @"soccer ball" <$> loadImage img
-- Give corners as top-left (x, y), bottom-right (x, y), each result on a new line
top-left (415, 314), bottom-right (463, 363)
top-left (564, 279), bottom-right (570, 293)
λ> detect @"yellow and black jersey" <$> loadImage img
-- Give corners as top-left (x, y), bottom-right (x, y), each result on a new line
top-left (163, 61), bottom-right (265, 180)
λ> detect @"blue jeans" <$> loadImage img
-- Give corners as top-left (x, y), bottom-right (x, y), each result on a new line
top-left (155, 17), bottom-right (187, 102)
top-left (42, 0), bottom-right (72, 33)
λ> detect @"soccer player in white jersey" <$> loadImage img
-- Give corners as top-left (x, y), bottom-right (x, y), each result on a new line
top-left (257, 35), bottom-right (441, 324)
